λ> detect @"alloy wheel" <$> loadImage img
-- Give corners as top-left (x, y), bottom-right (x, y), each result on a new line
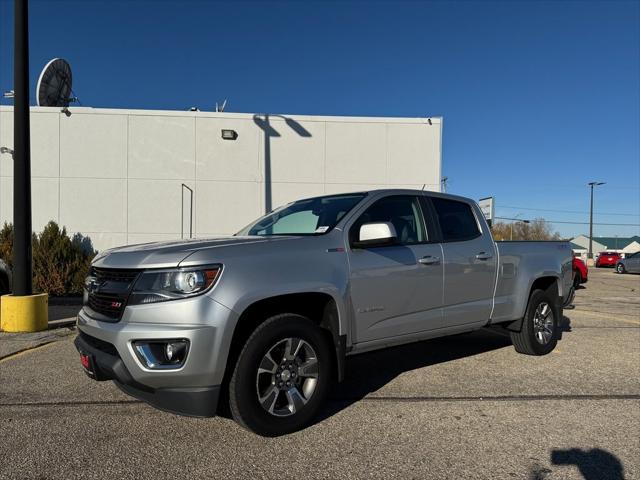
top-left (255, 338), bottom-right (319, 417)
top-left (533, 302), bottom-right (554, 345)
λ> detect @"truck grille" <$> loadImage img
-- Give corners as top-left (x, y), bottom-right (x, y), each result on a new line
top-left (85, 267), bottom-right (140, 321)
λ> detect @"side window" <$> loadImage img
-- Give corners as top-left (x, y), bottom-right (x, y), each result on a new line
top-left (431, 197), bottom-right (481, 242)
top-left (350, 195), bottom-right (426, 245)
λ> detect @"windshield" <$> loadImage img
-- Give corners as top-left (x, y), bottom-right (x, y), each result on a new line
top-left (237, 193), bottom-right (366, 236)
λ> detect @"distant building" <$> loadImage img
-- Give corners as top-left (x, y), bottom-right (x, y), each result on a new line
top-left (570, 242), bottom-right (588, 260)
top-left (571, 235), bottom-right (640, 257)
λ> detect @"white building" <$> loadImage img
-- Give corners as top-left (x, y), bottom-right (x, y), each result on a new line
top-left (0, 106), bottom-right (442, 251)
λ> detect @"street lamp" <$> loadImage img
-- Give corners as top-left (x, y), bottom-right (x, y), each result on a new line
top-left (509, 213), bottom-right (531, 241)
top-left (511, 213), bottom-right (522, 241)
top-left (588, 182), bottom-right (606, 260)
top-left (495, 216), bottom-right (531, 240)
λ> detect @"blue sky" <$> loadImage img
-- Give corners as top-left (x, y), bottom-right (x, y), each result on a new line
top-left (1, 0), bottom-right (638, 238)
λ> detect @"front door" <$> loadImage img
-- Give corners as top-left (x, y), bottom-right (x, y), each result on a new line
top-left (347, 195), bottom-right (444, 343)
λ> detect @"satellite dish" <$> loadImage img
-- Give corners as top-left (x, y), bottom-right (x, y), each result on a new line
top-left (36, 58), bottom-right (73, 107)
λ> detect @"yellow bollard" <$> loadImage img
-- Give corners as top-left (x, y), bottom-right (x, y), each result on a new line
top-left (0, 293), bottom-right (48, 332)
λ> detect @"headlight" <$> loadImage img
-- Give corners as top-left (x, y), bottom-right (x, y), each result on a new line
top-left (128, 265), bottom-right (222, 305)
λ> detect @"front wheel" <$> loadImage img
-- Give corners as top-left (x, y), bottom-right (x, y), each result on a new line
top-left (228, 313), bottom-right (333, 436)
top-left (616, 263), bottom-right (626, 274)
top-left (511, 289), bottom-right (558, 355)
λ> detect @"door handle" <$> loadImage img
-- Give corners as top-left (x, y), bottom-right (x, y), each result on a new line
top-left (419, 255), bottom-right (440, 265)
top-left (475, 252), bottom-right (493, 260)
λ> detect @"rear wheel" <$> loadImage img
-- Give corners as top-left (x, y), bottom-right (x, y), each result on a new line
top-left (228, 313), bottom-right (333, 436)
top-left (616, 263), bottom-right (626, 274)
top-left (511, 289), bottom-right (558, 356)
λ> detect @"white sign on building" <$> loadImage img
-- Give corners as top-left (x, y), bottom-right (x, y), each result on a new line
top-left (478, 196), bottom-right (495, 226)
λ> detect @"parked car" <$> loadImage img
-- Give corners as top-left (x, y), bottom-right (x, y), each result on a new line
top-left (572, 256), bottom-right (588, 287)
top-left (74, 189), bottom-right (573, 436)
top-left (616, 252), bottom-right (640, 274)
top-left (595, 251), bottom-right (621, 268)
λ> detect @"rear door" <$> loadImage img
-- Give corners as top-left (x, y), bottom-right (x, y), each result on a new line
top-left (347, 194), bottom-right (444, 343)
top-left (426, 195), bottom-right (497, 327)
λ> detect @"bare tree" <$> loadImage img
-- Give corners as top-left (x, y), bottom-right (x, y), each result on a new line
top-left (491, 218), bottom-right (561, 241)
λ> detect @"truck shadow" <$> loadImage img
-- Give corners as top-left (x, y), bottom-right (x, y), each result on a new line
top-left (557, 315), bottom-right (572, 340)
top-left (314, 316), bottom-right (574, 425)
top-left (543, 448), bottom-right (625, 479)
top-left (318, 328), bottom-right (512, 422)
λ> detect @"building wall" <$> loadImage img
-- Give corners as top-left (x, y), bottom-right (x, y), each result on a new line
top-left (0, 107), bottom-right (442, 251)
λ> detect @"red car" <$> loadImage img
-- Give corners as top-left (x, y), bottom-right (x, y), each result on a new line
top-left (573, 256), bottom-right (588, 287)
top-left (596, 251), bottom-right (621, 268)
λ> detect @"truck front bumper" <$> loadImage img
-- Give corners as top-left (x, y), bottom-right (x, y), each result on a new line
top-left (74, 332), bottom-right (220, 416)
top-left (74, 294), bottom-right (238, 417)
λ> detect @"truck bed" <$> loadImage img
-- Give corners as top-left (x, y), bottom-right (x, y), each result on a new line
top-left (491, 241), bottom-right (573, 323)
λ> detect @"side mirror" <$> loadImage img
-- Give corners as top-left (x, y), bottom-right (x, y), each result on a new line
top-left (353, 222), bottom-right (397, 248)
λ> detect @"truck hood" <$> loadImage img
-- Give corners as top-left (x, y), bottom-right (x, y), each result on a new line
top-left (92, 236), bottom-right (293, 269)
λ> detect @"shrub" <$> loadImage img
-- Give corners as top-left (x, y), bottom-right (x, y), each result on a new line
top-left (0, 222), bottom-right (13, 269)
top-left (0, 221), bottom-right (96, 296)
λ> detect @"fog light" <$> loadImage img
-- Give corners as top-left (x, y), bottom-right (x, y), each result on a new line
top-left (166, 343), bottom-right (175, 361)
top-left (133, 339), bottom-right (189, 370)
top-left (165, 341), bottom-right (188, 362)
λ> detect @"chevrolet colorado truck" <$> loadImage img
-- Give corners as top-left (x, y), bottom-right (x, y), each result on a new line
top-left (75, 189), bottom-right (573, 436)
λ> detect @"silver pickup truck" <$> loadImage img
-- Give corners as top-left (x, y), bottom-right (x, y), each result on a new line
top-left (75, 189), bottom-right (573, 436)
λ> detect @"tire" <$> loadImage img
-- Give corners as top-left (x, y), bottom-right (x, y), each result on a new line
top-left (616, 263), bottom-right (626, 274)
top-left (511, 289), bottom-right (558, 356)
top-left (228, 313), bottom-right (333, 436)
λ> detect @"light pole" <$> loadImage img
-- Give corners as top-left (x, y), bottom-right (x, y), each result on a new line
top-left (495, 216), bottom-right (530, 240)
top-left (1, 0), bottom-right (48, 334)
top-left (510, 213), bottom-right (523, 241)
top-left (588, 182), bottom-right (605, 260)
top-left (509, 213), bottom-right (529, 240)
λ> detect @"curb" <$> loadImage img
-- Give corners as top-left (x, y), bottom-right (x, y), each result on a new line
top-left (48, 317), bottom-right (76, 329)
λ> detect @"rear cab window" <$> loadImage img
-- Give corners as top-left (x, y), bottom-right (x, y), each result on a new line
top-left (430, 197), bottom-right (481, 242)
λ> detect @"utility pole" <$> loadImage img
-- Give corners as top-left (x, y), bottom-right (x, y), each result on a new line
top-left (587, 181), bottom-right (605, 260)
top-left (13, 0), bottom-right (33, 296)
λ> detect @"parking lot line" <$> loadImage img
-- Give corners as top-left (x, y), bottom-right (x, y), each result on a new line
top-left (574, 310), bottom-right (640, 325)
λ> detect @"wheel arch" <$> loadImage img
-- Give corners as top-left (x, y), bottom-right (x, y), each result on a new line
top-left (502, 275), bottom-right (561, 333)
top-left (222, 292), bottom-right (347, 397)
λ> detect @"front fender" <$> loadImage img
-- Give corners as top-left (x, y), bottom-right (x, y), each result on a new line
top-left (220, 282), bottom-right (349, 337)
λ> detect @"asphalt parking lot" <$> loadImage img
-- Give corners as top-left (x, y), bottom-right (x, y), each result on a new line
top-left (1, 268), bottom-right (638, 479)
